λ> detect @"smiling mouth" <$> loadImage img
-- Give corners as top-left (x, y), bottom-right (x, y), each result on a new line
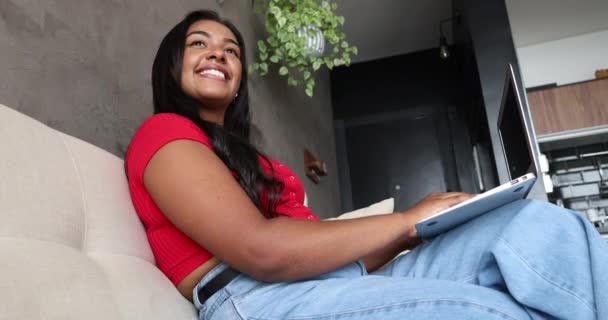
top-left (198, 68), bottom-right (227, 81)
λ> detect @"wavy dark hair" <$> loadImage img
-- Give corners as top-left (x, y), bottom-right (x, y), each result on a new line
top-left (152, 10), bottom-right (283, 218)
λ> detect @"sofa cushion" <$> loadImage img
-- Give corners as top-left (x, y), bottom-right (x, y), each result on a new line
top-left (327, 198), bottom-right (395, 220)
top-left (0, 104), bottom-right (196, 320)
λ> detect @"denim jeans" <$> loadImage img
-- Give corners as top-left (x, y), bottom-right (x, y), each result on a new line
top-left (193, 200), bottom-right (608, 320)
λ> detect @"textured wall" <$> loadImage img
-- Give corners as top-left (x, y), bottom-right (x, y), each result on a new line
top-left (0, 0), bottom-right (340, 217)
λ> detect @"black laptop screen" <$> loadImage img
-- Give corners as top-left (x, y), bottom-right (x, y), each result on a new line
top-left (498, 74), bottom-right (533, 180)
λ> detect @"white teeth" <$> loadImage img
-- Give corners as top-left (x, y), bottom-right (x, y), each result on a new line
top-left (199, 69), bottom-right (226, 79)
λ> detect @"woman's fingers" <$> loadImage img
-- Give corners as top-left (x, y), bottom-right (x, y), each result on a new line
top-left (442, 194), bottom-right (472, 207)
top-left (409, 192), bottom-right (477, 218)
top-left (424, 193), bottom-right (475, 211)
top-left (439, 192), bottom-right (474, 199)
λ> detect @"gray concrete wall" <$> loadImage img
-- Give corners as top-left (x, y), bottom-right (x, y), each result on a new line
top-left (0, 0), bottom-right (340, 218)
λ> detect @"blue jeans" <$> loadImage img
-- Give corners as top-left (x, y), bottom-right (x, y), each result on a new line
top-left (193, 200), bottom-right (608, 319)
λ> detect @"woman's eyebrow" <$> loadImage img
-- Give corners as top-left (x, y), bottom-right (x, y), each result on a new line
top-left (185, 30), bottom-right (239, 46)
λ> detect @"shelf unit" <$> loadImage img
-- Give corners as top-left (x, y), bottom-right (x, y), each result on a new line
top-left (529, 77), bottom-right (608, 238)
top-left (542, 140), bottom-right (608, 237)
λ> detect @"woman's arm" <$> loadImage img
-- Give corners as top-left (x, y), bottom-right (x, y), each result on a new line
top-left (144, 139), bottom-right (470, 282)
top-left (361, 235), bottom-right (421, 272)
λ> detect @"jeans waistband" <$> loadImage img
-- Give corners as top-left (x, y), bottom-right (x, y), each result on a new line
top-left (197, 266), bottom-right (240, 304)
top-left (194, 263), bottom-right (258, 311)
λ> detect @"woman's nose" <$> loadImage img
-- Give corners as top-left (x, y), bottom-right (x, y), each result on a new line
top-left (206, 48), bottom-right (226, 62)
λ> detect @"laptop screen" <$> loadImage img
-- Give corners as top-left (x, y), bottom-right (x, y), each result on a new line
top-left (498, 68), bottom-right (533, 180)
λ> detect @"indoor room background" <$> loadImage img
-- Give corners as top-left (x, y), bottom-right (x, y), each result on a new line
top-left (1, 0), bottom-right (607, 226)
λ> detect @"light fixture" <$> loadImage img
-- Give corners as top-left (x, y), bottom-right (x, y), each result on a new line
top-left (439, 12), bottom-right (460, 60)
top-left (439, 33), bottom-right (450, 60)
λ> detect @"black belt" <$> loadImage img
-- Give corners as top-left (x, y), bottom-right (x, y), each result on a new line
top-left (197, 266), bottom-right (241, 303)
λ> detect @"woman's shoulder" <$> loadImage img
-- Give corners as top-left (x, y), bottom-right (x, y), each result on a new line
top-left (131, 113), bottom-right (211, 144)
top-left (137, 113), bottom-right (203, 134)
top-left (125, 113), bottom-right (213, 180)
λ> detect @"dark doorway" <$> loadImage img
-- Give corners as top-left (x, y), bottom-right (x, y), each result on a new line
top-left (332, 47), bottom-right (490, 213)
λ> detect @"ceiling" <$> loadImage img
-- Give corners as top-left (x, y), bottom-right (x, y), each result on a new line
top-left (333, 0), bottom-right (608, 63)
top-left (334, 0), bottom-right (453, 63)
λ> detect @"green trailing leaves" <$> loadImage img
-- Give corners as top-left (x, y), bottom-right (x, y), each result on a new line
top-left (312, 59), bottom-right (322, 71)
top-left (250, 0), bottom-right (357, 97)
top-left (260, 51), bottom-right (268, 61)
top-left (260, 62), bottom-right (269, 75)
top-left (257, 40), bottom-right (267, 53)
top-left (305, 78), bottom-right (315, 97)
top-left (248, 63), bottom-right (257, 75)
top-left (337, 16), bottom-right (345, 25)
top-left (288, 77), bottom-right (299, 86)
top-left (278, 17), bottom-right (287, 27)
top-left (279, 66), bottom-right (289, 76)
top-left (323, 57), bottom-right (333, 69)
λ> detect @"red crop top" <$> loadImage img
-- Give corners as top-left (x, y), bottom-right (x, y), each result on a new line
top-left (125, 113), bottom-right (319, 285)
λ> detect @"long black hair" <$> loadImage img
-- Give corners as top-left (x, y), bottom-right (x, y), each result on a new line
top-left (152, 10), bottom-right (283, 218)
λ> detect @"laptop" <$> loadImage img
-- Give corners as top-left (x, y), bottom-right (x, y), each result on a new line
top-left (415, 63), bottom-right (540, 238)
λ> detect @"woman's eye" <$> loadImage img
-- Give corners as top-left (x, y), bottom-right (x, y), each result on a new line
top-left (190, 40), bottom-right (205, 47)
top-left (226, 48), bottom-right (239, 56)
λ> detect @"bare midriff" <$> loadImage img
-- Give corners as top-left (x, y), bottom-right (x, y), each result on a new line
top-left (177, 257), bottom-right (222, 301)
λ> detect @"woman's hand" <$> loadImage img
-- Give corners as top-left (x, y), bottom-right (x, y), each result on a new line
top-left (402, 192), bottom-right (476, 238)
top-left (361, 192), bottom-right (473, 272)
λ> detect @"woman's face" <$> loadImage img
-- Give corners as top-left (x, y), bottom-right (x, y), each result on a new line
top-left (181, 19), bottom-right (242, 112)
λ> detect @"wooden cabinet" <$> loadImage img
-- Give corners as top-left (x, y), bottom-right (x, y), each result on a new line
top-left (527, 78), bottom-right (608, 136)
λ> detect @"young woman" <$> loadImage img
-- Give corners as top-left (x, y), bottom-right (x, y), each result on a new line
top-left (126, 10), bottom-right (608, 320)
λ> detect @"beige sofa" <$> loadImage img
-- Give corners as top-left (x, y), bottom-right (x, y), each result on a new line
top-left (0, 104), bottom-right (196, 319)
top-left (0, 104), bottom-right (393, 320)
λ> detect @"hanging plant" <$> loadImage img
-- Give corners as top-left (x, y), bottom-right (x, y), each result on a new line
top-left (249, 0), bottom-right (358, 97)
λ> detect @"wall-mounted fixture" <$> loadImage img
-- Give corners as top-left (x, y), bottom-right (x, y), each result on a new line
top-left (439, 12), bottom-right (461, 60)
top-left (304, 148), bottom-right (327, 184)
top-left (439, 32), bottom-right (450, 60)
